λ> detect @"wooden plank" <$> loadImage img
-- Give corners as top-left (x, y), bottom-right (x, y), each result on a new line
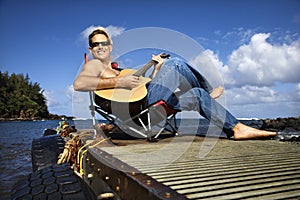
top-left (98, 136), bottom-right (300, 199)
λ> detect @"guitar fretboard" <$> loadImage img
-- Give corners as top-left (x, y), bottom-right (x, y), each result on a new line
top-left (133, 61), bottom-right (155, 77)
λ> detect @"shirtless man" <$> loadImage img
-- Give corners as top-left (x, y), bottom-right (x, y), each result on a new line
top-left (74, 27), bottom-right (276, 140)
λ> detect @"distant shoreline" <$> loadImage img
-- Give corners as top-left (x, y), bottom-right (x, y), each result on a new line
top-left (0, 115), bottom-right (74, 122)
top-left (1, 116), bottom-right (298, 122)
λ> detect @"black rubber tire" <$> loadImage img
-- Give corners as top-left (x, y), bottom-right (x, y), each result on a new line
top-left (31, 135), bottom-right (65, 172)
top-left (43, 128), bottom-right (58, 136)
top-left (11, 163), bottom-right (96, 200)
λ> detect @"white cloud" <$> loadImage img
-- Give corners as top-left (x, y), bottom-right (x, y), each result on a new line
top-left (80, 25), bottom-right (125, 40)
top-left (225, 85), bottom-right (289, 105)
top-left (191, 32), bottom-right (300, 88)
top-left (192, 32), bottom-right (300, 118)
top-left (189, 50), bottom-right (225, 88)
top-left (227, 33), bottom-right (300, 87)
top-left (222, 84), bottom-right (299, 118)
top-left (44, 89), bottom-right (60, 107)
top-left (190, 49), bottom-right (235, 87)
top-left (105, 25), bottom-right (126, 38)
top-left (72, 90), bottom-right (99, 119)
top-left (188, 33), bottom-right (300, 90)
top-left (297, 83), bottom-right (300, 98)
top-left (66, 85), bottom-right (74, 101)
top-left (44, 87), bottom-right (75, 116)
top-left (223, 27), bottom-right (255, 45)
top-left (70, 85), bottom-right (102, 119)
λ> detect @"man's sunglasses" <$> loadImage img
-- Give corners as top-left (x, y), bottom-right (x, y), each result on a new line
top-left (90, 41), bottom-right (111, 48)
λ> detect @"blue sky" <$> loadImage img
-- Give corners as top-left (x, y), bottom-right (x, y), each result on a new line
top-left (1, 0), bottom-right (299, 119)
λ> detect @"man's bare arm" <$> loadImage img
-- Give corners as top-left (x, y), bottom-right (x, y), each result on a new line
top-left (74, 75), bottom-right (119, 91)
top-left (74, 59), bottom-right (112, 91)
top-left (74, 59), bottom-right (139, 91)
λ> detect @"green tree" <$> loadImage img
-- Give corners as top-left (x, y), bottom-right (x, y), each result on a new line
top-left (0, 71), bottom-right (50, 119)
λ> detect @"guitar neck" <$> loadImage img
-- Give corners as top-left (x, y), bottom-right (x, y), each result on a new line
top-left (133, 60), bottom-right (156, 77)
top-left (132, 53), bottom-right (170, 77)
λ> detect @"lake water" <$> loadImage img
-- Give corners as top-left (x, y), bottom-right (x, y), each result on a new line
top-left (0, 120), bottom-right (67, 199)
top-left (0, 118), bottom-right (265, 199)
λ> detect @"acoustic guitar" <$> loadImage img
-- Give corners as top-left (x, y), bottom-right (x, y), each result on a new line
top-left (94, 53), bottom-right (170, 103)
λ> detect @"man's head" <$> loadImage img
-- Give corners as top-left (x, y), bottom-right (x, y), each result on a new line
top-left (88, 27), bottom-right (112, 61)
top-left (88, 27), bottom-right (112, 47)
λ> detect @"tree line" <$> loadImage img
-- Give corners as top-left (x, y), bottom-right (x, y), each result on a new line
top-left (0, 71), bottom-right (50, 120)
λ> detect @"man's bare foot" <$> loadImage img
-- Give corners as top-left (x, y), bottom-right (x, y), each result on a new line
top-left (210, 86), bottom-right (224, 99)
top-left (233, 122), bottom-right (277, 140)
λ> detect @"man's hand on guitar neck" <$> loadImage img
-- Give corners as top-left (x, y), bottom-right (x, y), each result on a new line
top-left (150, 54), bottom-right (165, 79)
top-left (152, 54), bottom-right (164, 66)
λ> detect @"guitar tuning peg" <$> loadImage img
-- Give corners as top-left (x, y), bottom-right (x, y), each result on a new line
top-left (160, 53), bottom-right (170, 59)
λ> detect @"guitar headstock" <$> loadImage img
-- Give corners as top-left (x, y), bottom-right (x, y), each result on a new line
top-left (159, 53), bottom-right (171, 59)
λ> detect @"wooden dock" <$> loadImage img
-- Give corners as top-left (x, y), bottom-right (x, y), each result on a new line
top-left (85, 135), bottom-right (300, 199)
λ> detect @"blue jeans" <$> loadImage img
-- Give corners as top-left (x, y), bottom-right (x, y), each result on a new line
top-left (146, 58), bottom-right (239, 135)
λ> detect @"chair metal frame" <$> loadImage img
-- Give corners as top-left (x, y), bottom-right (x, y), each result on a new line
top-left (95, 98), bottom-right (179, 140)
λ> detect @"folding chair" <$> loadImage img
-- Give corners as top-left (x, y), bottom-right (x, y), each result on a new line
top-left (84, 53), bottom-right (180, 141)
top-left (129, 99), bottom-right (180, 141)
